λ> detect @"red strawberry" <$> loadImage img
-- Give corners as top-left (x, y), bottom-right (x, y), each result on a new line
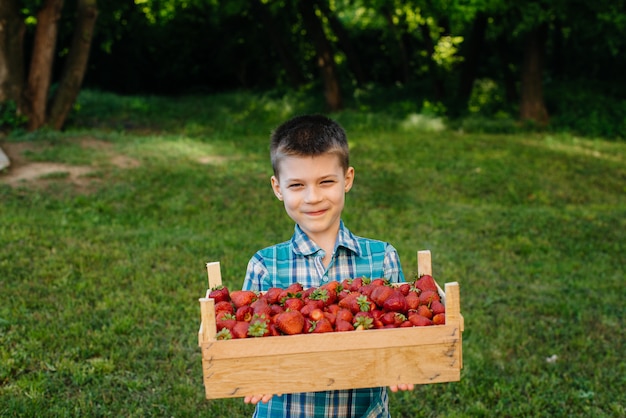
top-left (325, 304), bottom-right (340, 316)
top-left (399, 320), bottom-right (413, 327)
top-left (310, 317), bottom-right (334, 333)
top-left (251, 298), bottom-right (272, 318)
top-left (270, 303), bottom-right (285, 317)
top-left (383, 290), bottom-right (408, 314)
top-left (336, 308), bottom-right (353, 324)
top-left (370, 285), bottom-right (395, 308)
top-left (232, 321), bottom-right (250, 338)
top-left (209, 285), bottom-right (230, 303)
top-left (370, 278), bottom-right (389, 286)
top-left (214, 300), bottom-right (234, 314)
top-left (248, 315), bottom-right (270, 337)
top-left (433, 313), bottom-right (446, 325)
top-left (216, 314), bottom-right (236, 332)
top-left (283, 296), bottom-right (305, 312)
top-left (275, 310), bottom-right (306, 335)
top-left (409, 312), bottom-right (433, 326)
top-left (349, 277), bottom-right (366, 292)
top-left (230, 290), bottom-right (257, 308)
top-left (431, 300), bottom-right (446, 315)
top-left (335, 318), bottom-right (355, 332)
top-left (323, 311), bottom-right (336, 326)
top-left (416, 304), bottom-right (433, 319)
top-left (263, 287), bottom-right (283, 305)
top-left (405, 291), bottom-right (420, 310)
top-left (308, 308), bottom-right (325, 321)
top-left (398, 283), bottom-right (411, 296)
top-left (235, 305), bottom-right (253, 322)
top-left (419, 290), bottom-right (440, 306)
top-left (415, 274), bottom-right (438, 293)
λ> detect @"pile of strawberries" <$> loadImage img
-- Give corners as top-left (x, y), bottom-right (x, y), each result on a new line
top-left (209, 275), bottom-right (445, 339)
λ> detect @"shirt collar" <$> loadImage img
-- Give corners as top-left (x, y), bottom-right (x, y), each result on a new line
top-left (291, 220), bottom-right (362, 257)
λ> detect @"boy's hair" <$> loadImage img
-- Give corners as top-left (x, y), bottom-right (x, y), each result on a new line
top-left (270, 114), bottom-right (350, 177)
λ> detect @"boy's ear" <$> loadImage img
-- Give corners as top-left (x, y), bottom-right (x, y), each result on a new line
top-left (344, 167), bottom-right (355, 192)
top-left (271, 176), bottom-right (283, 201)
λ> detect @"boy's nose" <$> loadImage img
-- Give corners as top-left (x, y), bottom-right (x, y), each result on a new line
top-left (304, 186), bottom-right (322, 203)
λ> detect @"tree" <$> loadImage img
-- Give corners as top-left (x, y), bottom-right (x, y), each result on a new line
top-left (0, 0), bottom-right (98, 131)
top-left (297, 0), bottom-right (343, 111)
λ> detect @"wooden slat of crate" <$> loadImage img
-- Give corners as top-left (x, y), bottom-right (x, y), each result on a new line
top-left (198, 250), bottom-right (463, 399)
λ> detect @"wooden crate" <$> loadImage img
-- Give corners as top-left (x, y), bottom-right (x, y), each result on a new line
top-left (198, 250), bottom-right (463, 399)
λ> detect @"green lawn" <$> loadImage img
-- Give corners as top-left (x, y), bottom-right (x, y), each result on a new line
top-left (1, 90), bottom-right (625, 417)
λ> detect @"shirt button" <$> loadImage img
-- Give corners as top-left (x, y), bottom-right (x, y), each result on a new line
top-left (322, 276), bottom-right (328, 282)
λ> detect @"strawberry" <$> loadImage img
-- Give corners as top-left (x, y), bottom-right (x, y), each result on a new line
top-left (415, 274), bottom-right (438, 293)
top-left (405, 291), bottom-right (420, 310)
top-left (398, 283), bottom-right (411, 296)
top-left (419, 290), bottom-right (440, 306)
top-left (251, 298), bottom-right (272, 318)
top-left (270, 303), bottom-right (285, 317)
top-left (325, 304), bottom-right (340, 316)
top-left (309, 287), bottom-right (333, 306)
top-left (433, 313), bottom-right (446, 325)
top-left (370, 278), bottom-right (389, 287)
top-left (399, 320), bottom-right (413, 328)
top-left (215, 328), bottom-right (233, 340)
top-left (349, 277), bottom-right (366, 292)
top-left (216, 313), bottom-right (236, 332)
top-left (283, 296), bottom-right (305, 312)
top-left (229, 290), bottom-right (257, 308)
top-left (209, 285), bottom-right (230, 303)
top-left (310, 317), bottom-right (334, 333)
top-left (248, 315), bottom-right (270, 337)
top-left (275, 310), bottom-right (306, 335)
top-left (335, 318), bottom-right (355, 332)
top-left (382, 290), bottom-right (408, 314)
top-left (235, 305), bottom-right (253, 322)
top-left (263, 287), bottom-right (283, 305)
top-left (353, 312), bottom-right (374, 330)
top-left (231, 321), bottom-right (250, 338)
top-left (340, 294), bottom-right (372, 314)
top-left (323, 311), bottom-right (336, 326)
top-left (409, 312), bottom-right (433, 326)
top-left (336, 308), bottom-right (353, 324)
top-left (308, 308), bottom-right (325, 321)
top-left (416, 304), bottom-right (433, 319)
top-left (214, 300), bottom-right (234, 314)
top-left (430, 300), bottom-right (446, 315)
top-left (370, 285), bottom-right (395, 308)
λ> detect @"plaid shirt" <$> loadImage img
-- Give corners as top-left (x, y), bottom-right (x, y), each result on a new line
top-left (243, 221), bottom-right (404, 418)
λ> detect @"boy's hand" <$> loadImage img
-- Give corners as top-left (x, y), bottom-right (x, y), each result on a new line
top-left (244, 394), bottom-right (280, 404)
top-left (389, 384), bottom-right (414, 392)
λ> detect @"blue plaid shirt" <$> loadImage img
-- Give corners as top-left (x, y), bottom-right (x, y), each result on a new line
top-left (243, 221), bottom-right (405, 418)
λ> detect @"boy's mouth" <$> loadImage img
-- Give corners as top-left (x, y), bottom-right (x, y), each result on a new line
top-left (305, 209), bottom-right (327, 217)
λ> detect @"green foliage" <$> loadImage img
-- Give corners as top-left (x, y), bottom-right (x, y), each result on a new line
top-left (0, 101), bottom-right (28, 131)
top-left (1, 91), bottom-right (625, 416)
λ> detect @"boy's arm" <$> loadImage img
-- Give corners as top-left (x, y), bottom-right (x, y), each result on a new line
top-left (383, 244), bottom-right (405, 283)
top-left (242, 253), bottom-right (268, 291)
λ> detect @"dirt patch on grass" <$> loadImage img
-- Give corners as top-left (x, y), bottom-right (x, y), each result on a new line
top-left (0, 137), bottom-right (140, 190)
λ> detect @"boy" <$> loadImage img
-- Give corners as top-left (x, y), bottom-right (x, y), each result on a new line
top-left (242, 114), bottom-right (413, 417)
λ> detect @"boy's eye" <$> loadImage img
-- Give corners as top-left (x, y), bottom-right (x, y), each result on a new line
top-left (288, 183), bottom-right (303, 188)
top-left (321, 180), bottom-right (335, 184)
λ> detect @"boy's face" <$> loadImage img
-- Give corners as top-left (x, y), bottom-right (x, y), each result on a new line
top-left (271, 153), bottom-right (354, 244)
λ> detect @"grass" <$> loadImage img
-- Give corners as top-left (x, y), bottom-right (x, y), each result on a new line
top-left (1, 90), bottom-right (625, 417)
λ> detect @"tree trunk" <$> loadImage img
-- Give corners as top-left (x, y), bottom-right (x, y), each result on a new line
top-left (519, 24), bottom-right (549, 125)
top-left (298, 0), bottom-right (343, 112)
top-left (0, 0), bottom-right (25, 105)
top-left (316, 0), bottom-right (367, 86)
top-left (48, 0), bottom-right (98, 130)
top-left (22, 0), bottom-right (65, 131)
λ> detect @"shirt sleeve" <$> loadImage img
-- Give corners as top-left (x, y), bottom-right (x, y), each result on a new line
top-left (242, 252), bottom-right (268, 292)
top-left (383, 244), bottom-right (405, 283)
